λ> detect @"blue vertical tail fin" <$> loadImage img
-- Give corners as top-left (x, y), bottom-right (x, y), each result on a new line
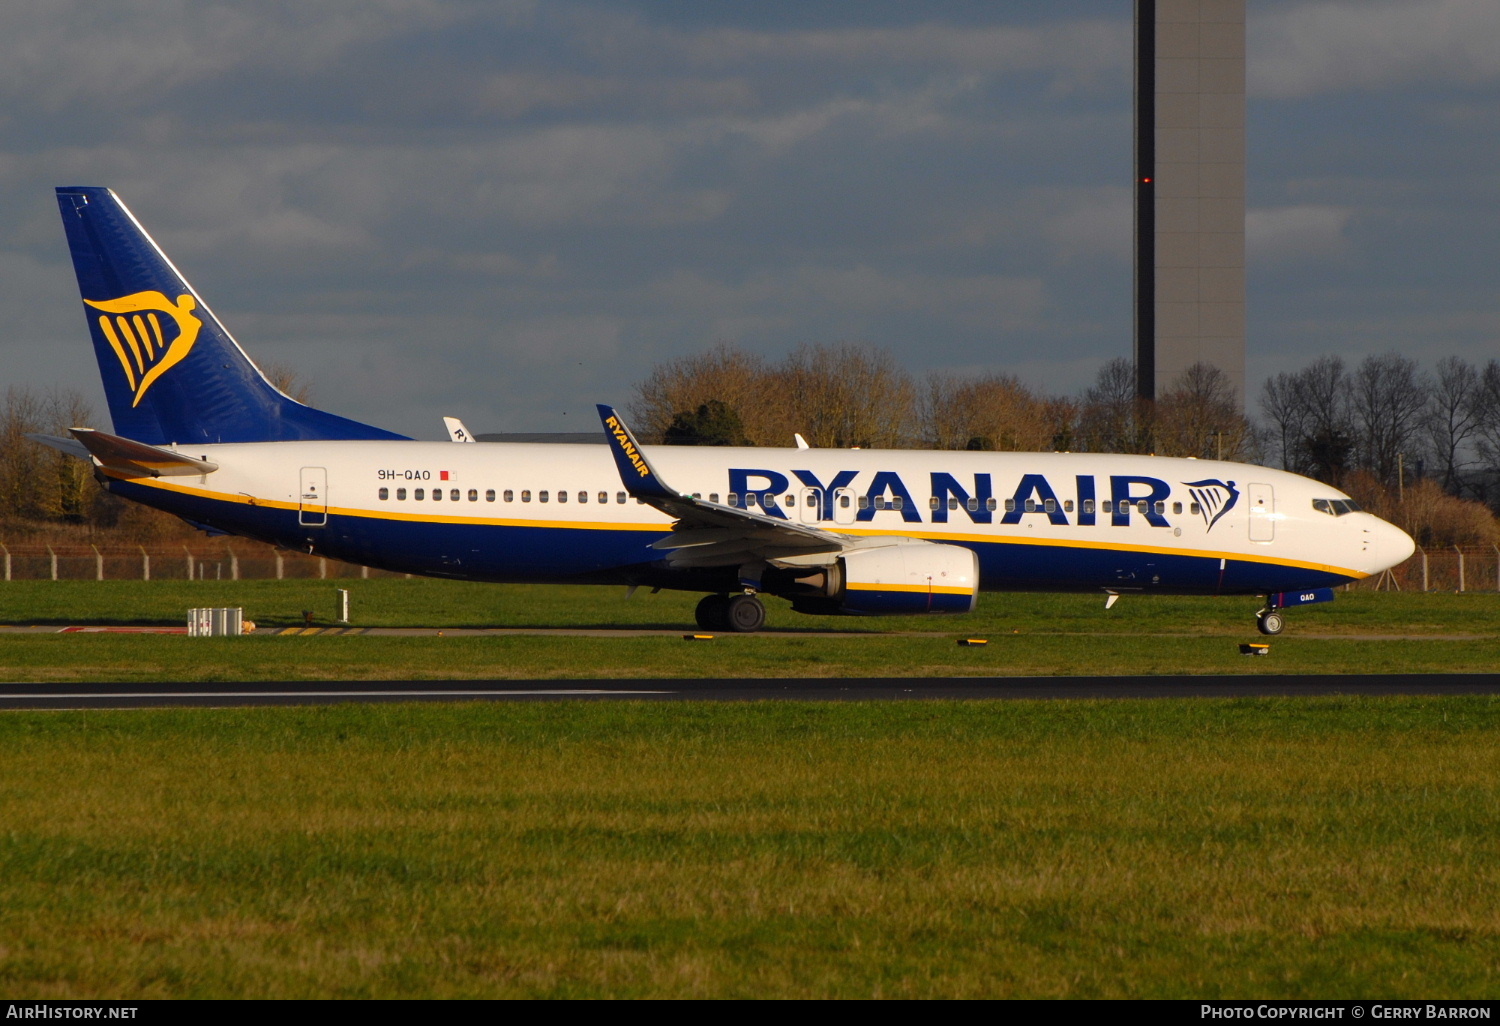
top-left (56, 187), bottom-right (407, 444)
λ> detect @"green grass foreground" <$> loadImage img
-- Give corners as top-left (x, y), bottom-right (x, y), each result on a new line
top-left (1, 580), bottom-right (1499, 681)
top-left (1, 697), bottom-right (1496, 998)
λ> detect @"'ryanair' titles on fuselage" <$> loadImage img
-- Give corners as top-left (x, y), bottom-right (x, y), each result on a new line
top-left (726, 468), bottom-right (1240, 530)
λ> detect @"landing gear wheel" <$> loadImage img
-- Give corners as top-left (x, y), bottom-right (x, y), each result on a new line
top-left (695, 594), bottom-right (729, 630)
top-left (725, 593), bottom-right (767, 633)
top-left (1257, 611), bottom-right (1285, 636)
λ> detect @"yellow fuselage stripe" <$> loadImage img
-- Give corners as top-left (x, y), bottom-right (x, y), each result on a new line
top-left (110, 473), bottom-right (1367, 580)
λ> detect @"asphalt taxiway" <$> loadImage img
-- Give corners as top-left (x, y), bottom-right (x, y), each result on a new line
top-left (1, 674), bottom-right (1498, 709)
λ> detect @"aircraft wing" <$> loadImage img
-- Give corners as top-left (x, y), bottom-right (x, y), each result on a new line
top-left (596, 405), bottom-right (847, 571)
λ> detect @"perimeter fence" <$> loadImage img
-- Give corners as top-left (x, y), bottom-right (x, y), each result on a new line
top-left (0, 542), bottom-right (406, 582)
top-left (0, 541), bottom-right (1492, 593)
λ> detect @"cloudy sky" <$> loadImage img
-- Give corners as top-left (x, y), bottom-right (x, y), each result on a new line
top-left (3, 0), bottom-right (1497, 438)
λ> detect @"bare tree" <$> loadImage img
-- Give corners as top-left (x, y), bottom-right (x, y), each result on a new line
top-left (0, 386), bottom-right (100, 525)
top-left (1155, 362), bottom-right (1253, 460)
top-left (1289, 356), bottom-right (1355, 485)
top-left (1258, 371), bottom-right (1307, 471)
top-left (1350, 353), bottom-right (1429, 487)
top-left (920, 372), bottom-right (1052, 451)
top-left (773, 342), bottom-right (915, 449)
top-left (0, 387), bottom-right (49, 520)
top-left (629, 343), bottom-right (771, 444)
top-left (1422, 356), bottom-right (1481, 495)
top-left (261, 361), bottom-right (314, 405)
top-left (1076, 358), bottom-right (1150, 453)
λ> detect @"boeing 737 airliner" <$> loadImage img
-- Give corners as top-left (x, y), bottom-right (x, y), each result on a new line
top-left (35, 187), bottom-right (1415, 633)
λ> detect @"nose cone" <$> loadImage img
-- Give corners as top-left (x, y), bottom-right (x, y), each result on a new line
top-left (1371, 516), bottom-right (1416, 573)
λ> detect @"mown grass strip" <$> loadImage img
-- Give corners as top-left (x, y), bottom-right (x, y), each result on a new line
top-left (0, 697), bottom-right (1496, 998)
top-left (3, 579), bottom-right (1499, 636)
top-left (1, 631), bottom-right (1499, 682)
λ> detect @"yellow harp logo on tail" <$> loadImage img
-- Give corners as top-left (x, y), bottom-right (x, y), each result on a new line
top-left (83, 291), bottom-right (203, 407)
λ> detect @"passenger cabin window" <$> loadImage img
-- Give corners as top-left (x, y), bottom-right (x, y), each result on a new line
top-left (396, 488), bottom-right (407, 500)
top-left (727, 493), bottom-right (739, 507)
top-left (858, 496), bottom-right (870, 509)
top-left (540, 491), bottom-right (549, 503)
top-left (1004, 499), bottom-right (1016, 513)
top-left (840, 495), bottom-right (852, 509)
top-left (1190, 502), bottom-right (1201, 515)
top-left (873, 496), bottom-right (887, 509)
top-left (432, 488), bottom-right (441, 501)
top-left (486, 489), bottom-right (496, 502)
top-left (578, 491), bottom-right (587, 503)
top-left (892, 496), bottom-right (904, 510)
top-left (468, 489), bottom-right (478, 502)
top-left (1172, 502), bottom-right (1182, 514)
top-left (521, 490), bottom-right (531, 503)
top-left (378, 487), bottom-right (389, 500)
top-left (710, 493), bottom-right (720, 504)
top-left (1083, 499), bottom-right (1095, 514)
top-left (985, 497), bottom-right (997, 512)
top-left (450, 489), bottom-right (459, 501)
top-left (598, 491), bottom-right (608, 504)
top-left (617, 492), bottom-right (627, 504)
top-left (1024, 499), bottom-right (1037, 513)
top-left (557, 490), bottom-right (567, 503)
top-left (1154, 501), bottom-right (1165, 515)
top-left (414, 488), bottom-right (425, 500)
top-left (1064, 500), bottom-right (1074, 513)
top-left (503, 489), bottom-right (513, 502)
top-left (1043, 499), bottom-right (1055, 513)
top-left (967, 497), bottom-right (979, 512)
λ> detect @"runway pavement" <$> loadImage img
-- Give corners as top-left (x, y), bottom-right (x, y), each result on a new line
top-left (1, 674), bottom-right (1498, 709)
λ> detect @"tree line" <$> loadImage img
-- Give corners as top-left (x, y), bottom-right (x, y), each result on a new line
top-left (3, 347), bottom-right (1497, 549)
top-left (630, 342), bottom-right (1500, 548)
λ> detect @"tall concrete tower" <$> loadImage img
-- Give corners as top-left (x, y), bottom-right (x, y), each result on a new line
top-left (1134, 0), bottom-right (1246, 406)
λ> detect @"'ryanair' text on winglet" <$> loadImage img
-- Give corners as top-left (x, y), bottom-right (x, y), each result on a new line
top-left (596, 404), bottom-right (676, 500)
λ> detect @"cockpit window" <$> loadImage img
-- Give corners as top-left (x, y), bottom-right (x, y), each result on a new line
top-left (1313, 498), bottom-right (1361, 517)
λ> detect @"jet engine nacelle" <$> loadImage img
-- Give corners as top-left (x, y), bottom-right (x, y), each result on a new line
top-left (787, 541), bottom-right (979, 616)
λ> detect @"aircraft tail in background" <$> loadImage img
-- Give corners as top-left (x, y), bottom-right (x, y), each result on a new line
top-left (55, 187), bottom-right (406, 445)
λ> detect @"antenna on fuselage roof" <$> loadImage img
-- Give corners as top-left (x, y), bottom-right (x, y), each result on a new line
top-left (794, 433), bottom-right (810, 450)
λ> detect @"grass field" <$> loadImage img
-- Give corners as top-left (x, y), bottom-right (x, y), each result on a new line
top-left (1, 696), bottom-right (1496, 998)
top-left (1, 580), bottom-right (1498, 681)
top-left (2, 583), bottom-right (1498, 997)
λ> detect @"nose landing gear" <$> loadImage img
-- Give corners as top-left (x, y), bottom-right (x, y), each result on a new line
top-left (1255, 609), bottom-right (1285, 636)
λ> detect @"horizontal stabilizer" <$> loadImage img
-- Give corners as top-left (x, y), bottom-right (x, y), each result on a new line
top-left (25, 433), bottom-right (93, 460)
top-left (68, 427), bottom-right (218, 477)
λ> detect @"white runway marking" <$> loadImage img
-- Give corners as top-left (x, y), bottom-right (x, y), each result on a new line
top-left (0, 689), bottom-right (672, 699)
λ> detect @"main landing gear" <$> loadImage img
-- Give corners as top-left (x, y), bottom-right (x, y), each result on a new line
top-left (695, 593), bottom-right (767, 633)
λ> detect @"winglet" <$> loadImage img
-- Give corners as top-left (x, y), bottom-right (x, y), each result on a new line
top-left (596, 405), bottom-right (675, 500)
